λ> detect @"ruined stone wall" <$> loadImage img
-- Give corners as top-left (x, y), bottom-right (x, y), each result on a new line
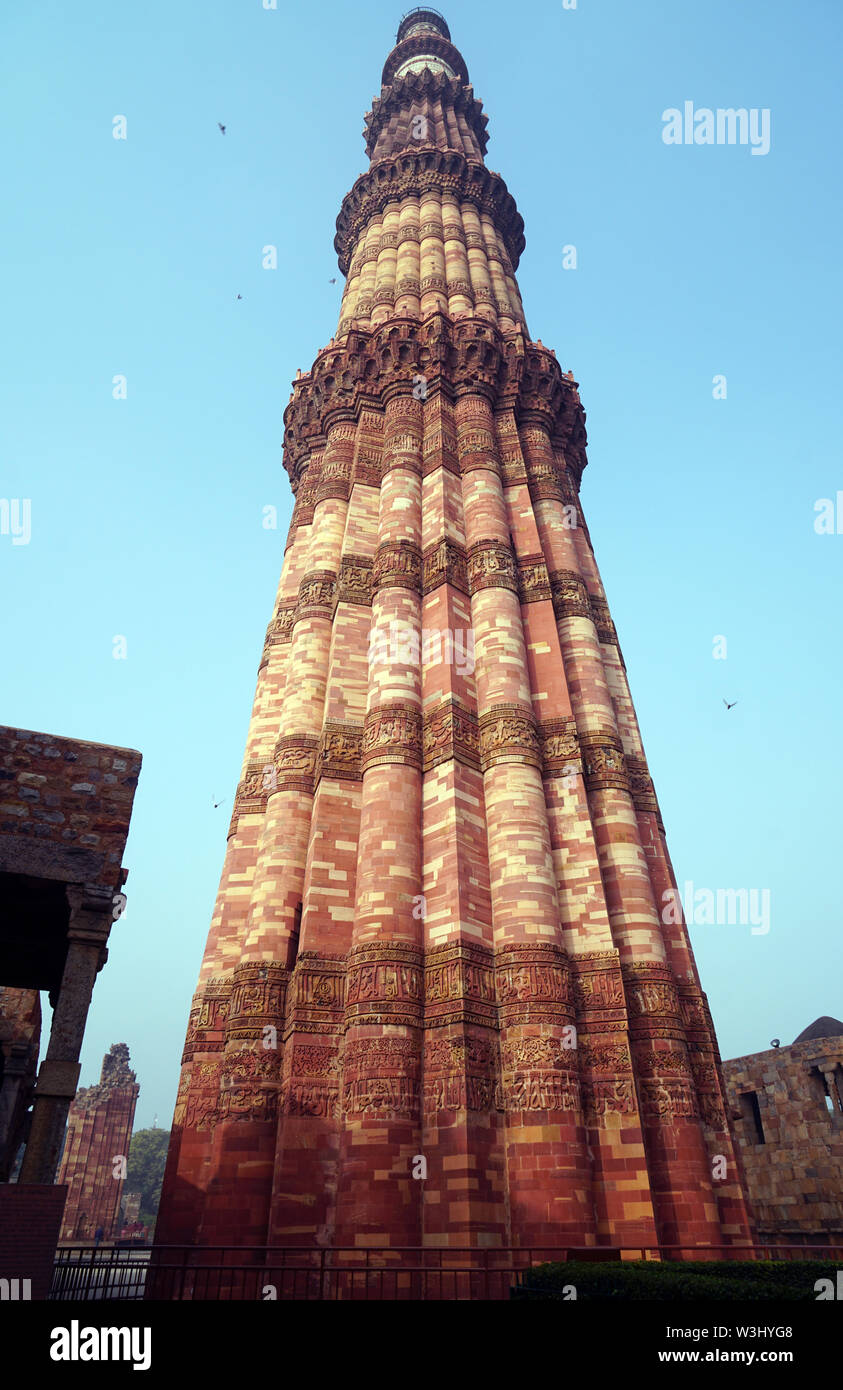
top-left (57, 1044), bottom-right (139, 1242)
top-left (724, 1038), bottom-right (843, 1244)
top-left (0, 726), bottom-right (141, 894)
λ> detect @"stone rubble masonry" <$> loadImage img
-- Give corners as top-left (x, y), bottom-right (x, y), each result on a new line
top-left (724, 1023), bottom-right (843, 1246)
top-left (56, 1043), bottom-right (139, 1242)
top-left (0, 726), bottom-right (141, 893)
top-left (155, 11), bottom-right (753, 1263)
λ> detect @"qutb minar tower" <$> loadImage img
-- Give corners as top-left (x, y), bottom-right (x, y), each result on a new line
top-left (156, 10), bottom-right (753, 1264)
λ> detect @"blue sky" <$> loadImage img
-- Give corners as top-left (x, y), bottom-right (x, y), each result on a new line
top-left (1, 0), bottom-right (840, 1129)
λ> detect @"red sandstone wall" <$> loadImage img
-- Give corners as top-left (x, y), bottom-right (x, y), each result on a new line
top-left (57, 1048), bottom-right (139, 1242)
top-left (0, 1184), bottom-right (67, 1299)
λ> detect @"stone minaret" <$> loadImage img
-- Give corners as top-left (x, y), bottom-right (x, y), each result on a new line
top-left (57, 1043), bottom-right (139, 1241)
top-left (156, 10), bottom-right (752, 1259)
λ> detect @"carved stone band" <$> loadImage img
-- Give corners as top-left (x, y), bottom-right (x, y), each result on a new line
top-left (525, 455), bottom-right (567, 504)
top-left (318, 722), bottom-right (364, 783)
top-left (272, 601), bottom-right (297, 642)
top-left (467, 538), bottom-right (518, 595)
top-left (579, 734), bottom-right (630, 793)
top-left (290, 477), bottom-right (317, 531)
top-left (381, 448), bottom-right (423, 478)
top-left (590, 595), bottom-right (619, 645)
top-left (622, 963), bottom-right (683, 1046)
top-left (625, 755), bottom-right (659, 813)
top-left (422, 428), bottom-right (460, 478)
top-left (315, 455), bottom-right (352, 503)
top-left (581, 1079), bottom-right (637, 1117)
top-left (281, 324), bottom-right (586, 488)
top-left (342, 1034), bottom-right (421, 1119)
top-left (478, 703), bottom-right (541, 772)
top-left (423, 699), bottom-right (480, 773)
top-left (538, 717), bottom-right (581, 778)
top-left (422, 539), bottom-right (469, 595)
top-left (517, 554), bottom-right (552, 603)
top-left (353, 452), bottom-right (382, 489)
top-left (345, 942), bottom-right (424, 1028)
top-left (577, 1037), bottom-right (633, 1074)
top-left (226, 962), bottom-right (289, 1041)
top-left (290, 954), bottom-right (347, 1037)
top-left (229, 761), bottom-right (275, 832)
top-left (458, 442), bottom-right (501, 477)
top-left (361, 703), bottom-right (423, 771)
top-left (570, 951), bottom-right (626, 1024)
top-left (424, 941), bottom-right (497, 1028)
top-left (549, 568), bottom-right (591, 621)
top-left (495, 942), bottom-right (573, 1026)
top-left (181, 977), bottom-right (232, 1063)
top-left (372, 540), bottom-right (423, 593)
top-left (337, 554), bottom-right (373, 607)
top-left (640, 1077), bottom-right (700, 1121)
top-left (296, 570), bottom-right (337, 622)
top-left (499, 453), bottom-right (528, 487)
top-left (273, 735), bottom-right (320, 793)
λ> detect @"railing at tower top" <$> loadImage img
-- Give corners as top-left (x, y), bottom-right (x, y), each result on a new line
top-left (50, 1242), bottom-right (843, 1302)
top-left (398, 7), bottom-right (449, 31)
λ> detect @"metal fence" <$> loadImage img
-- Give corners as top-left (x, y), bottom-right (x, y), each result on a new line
top-left (51, 1241), bottom-right (843, 1302)
top-left (52, 1246), bottom-right (150, 1301)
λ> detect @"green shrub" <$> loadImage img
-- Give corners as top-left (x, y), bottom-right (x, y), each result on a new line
top-left (511, 1259), bottom-right (839, 1301)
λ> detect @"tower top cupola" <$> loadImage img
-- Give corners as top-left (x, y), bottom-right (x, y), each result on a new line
top-left (396, 8), bottom-right (451, 43)
top-left (383, 8), bottom-right (468, 86)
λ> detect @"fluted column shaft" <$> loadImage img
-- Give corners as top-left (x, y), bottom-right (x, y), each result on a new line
top-left (527, 422), bottom-right (724, 1250)
top-left (459, 393), bottom-right (594, 1245)
top-left (419, 390), bottom-right (507, 1242)
top-left (567, 477), bottom-right (753, 1249)
top-left (333, 394), bottom-right (425, 1246)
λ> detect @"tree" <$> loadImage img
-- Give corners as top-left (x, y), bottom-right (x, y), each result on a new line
top-left (125, 1128), bottom-right (170, 1231)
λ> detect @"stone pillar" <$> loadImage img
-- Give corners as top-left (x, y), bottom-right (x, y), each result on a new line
top-left (0, 987), bottom-right (40, 1182)
top-left (19, 885), bottom-right (112, 1186)
top-left (0, 1047), bottom-right (34, 1181)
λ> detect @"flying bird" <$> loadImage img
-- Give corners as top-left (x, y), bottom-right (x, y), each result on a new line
top-left (213, 796), bottom-right (226, 809)
top-left (235, 294), bottom-right (243, 300)
top-left (723, 699), bottom-right (738, 710)
top-left (328, 277), bottom-right (337, 284)
top-left (218, 123), bottom-right (226, 135)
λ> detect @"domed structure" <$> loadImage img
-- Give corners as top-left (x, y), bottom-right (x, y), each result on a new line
top-left (794, 1016), bottom-right (843, 1045)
